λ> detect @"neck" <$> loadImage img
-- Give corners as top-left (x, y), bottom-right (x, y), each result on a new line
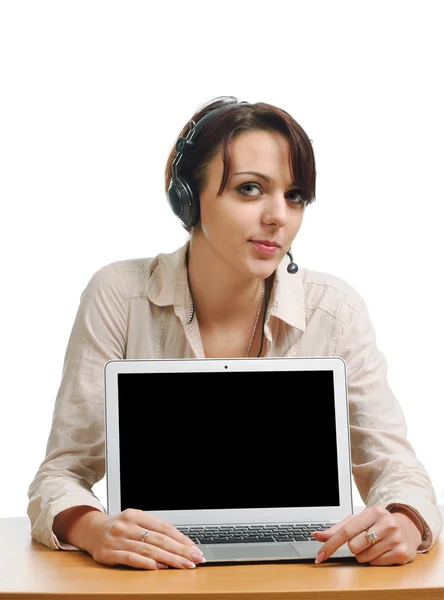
top-left (186, 234), bottom-right (263, 329)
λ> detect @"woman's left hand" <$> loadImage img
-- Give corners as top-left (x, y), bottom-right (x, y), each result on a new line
top-left (312, 506), bottom-right (423, 566)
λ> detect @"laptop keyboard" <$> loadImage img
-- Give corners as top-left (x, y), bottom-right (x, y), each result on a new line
top-left (177, 523), bottom-right (332, 544)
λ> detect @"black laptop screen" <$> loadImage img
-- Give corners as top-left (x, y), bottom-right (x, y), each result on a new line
top-left (116, 370), bottom-right (340, 511)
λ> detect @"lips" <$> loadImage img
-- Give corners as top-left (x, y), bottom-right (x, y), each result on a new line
top-left (250, 240), bottom-right (281, 248)
top-left (250, 240), bottom-right (281, 255)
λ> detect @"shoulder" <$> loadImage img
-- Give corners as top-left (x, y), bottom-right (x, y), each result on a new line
top-left (81, 257), bottom-right (154, 300)
top-left (82, 244), bottom-right (186, 301)
top-left (298, 267), bottom-right (366, 322)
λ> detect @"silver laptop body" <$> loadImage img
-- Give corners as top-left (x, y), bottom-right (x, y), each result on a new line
top-left (104, 357), bottom-right (354, 562)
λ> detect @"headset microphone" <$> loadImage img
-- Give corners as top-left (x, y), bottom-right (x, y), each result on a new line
top-left (287, 250), bottom-right (299, 274)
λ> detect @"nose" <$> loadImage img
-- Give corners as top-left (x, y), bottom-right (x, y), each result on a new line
top-left (261, 194), bottom-right (288, 228)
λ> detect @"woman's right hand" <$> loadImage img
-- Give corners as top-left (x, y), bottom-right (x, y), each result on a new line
top-left (81, 508), bottom-right (206, 570)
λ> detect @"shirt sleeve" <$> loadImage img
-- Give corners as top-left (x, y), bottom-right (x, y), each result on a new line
top-left (335, 296), bottom-right (442, 551)
top-left (27, 263), bottom-right (127, 550)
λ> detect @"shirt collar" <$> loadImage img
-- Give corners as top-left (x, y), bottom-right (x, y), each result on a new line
top-left (143, 241), bottom-right (192, 325)
top-left (144, 241), bottom-right (306, 332)
top-left (267, 255), bottom-right (306, 331)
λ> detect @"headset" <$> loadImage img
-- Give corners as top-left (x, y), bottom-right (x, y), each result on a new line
top-left (167, 100), bottom-right (249, 229)
top-left (168, 99), bottom-right (299, 357)
top-left (166, 100), bottom-right (299, 275)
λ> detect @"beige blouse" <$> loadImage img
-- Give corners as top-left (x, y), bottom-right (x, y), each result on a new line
top-left (27, 242), bottom-right (442, 552)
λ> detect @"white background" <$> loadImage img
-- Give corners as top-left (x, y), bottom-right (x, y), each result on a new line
top-left (1, 0), bottom-right (443, 519)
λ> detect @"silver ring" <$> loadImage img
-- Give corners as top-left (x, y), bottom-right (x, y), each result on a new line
top-left (141, 529), bottom-right (150, 543)
top-left (365, 528), bottom-right (378, 545)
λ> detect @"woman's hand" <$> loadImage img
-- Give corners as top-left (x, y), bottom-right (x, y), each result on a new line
top-left (84, 508), bottom-right (206, 570)
top-left (312, 505), bottom-right (423, 565)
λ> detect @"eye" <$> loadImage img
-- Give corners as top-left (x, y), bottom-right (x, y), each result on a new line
top-left (237, 183), bottom-right (262, 197)
top-left (236, 182), bottom-right (306, 205)
top-left (286, 191), bottom-right (306, 205)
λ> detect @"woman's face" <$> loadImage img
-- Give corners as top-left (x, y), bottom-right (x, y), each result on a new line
top-left (194, 129), bottom-right (306, 280)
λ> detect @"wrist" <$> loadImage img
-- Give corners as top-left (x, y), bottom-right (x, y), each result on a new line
top-left (53, 506), bottom-right (106, 553)
top-left (389, 507), bottom-right (423, 548)
top-left (75, 508), bottom-right (107, 554)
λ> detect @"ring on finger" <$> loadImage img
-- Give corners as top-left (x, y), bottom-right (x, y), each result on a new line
top-left (141, 529), bottom-right (150, 543)
top-left (365, 528), bottom-right (378, 545)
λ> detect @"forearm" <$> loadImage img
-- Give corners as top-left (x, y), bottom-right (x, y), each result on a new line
top-left (53, 506), bottom-right (107, 553)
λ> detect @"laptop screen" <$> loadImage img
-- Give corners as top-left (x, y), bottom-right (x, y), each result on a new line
top-left (116, 370), bottom-right (340, 511)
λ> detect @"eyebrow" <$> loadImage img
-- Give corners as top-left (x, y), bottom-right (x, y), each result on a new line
top-left (232, 171), bottom-right (299, 187)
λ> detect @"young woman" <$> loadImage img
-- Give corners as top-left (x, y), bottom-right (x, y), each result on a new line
top-left (27, 96), bottom-right (442, 570)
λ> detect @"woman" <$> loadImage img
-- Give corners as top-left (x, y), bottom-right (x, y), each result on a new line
top-left (27, 96), bottom-right (442, 569)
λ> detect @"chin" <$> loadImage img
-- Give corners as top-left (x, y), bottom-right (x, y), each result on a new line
top-left (247, 259), bottom-right (279, 281)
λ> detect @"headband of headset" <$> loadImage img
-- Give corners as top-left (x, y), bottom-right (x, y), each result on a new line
top-left (167, 100), bottom-right (249, 228)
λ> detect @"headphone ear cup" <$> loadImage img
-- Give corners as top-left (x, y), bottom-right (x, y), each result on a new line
top-left (167, 177), bottom-right (185, 218)
top-left (167, 175), bottom-right (200, 229)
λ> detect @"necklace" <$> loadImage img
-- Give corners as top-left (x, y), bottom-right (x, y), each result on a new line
top-left (246, 282), bottom-right (265, 358)
top-left (187, 281), bottom-right (265, 358)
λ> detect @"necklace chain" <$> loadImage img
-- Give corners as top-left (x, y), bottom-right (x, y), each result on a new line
top-left (246, 282), bottom-right (265, 358)
top-left (187, 281), bottom-right (265, 358)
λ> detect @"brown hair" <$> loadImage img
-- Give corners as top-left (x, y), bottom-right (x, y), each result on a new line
top-left (164, 96), bottom-right (316, 229)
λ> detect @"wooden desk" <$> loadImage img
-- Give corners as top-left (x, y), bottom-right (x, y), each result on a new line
top-left (1, 512), bottom-right (443, 600)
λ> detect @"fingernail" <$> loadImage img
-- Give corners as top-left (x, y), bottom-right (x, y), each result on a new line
top-left (315, 551), bottom-right (326, 564)
top-left (156, 562), bottom-right (169, 569)
top-left (191, 552), bottom-right (206, 564)
top-left (191, 545), bottom-right (204, 555)
top-left (183, 560), bottom-right (196, 569)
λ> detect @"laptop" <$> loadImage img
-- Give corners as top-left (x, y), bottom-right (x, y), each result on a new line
top-left (104, 356), bottom-right (355, 563)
